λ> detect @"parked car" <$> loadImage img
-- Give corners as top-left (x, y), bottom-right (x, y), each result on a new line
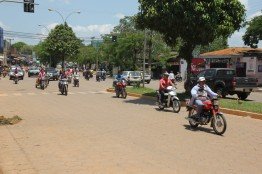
top-left (9, 68), bottom-right (24, 80)
top-left (122, 71), bottom-right (142, 85)
top-left (140, 71), bottom-right (151, 84)
top-left (28, 66), bottom-right (40, 77)
top-left (184, 68), bottom-right (258, 100)
top-left (46, 67), bottom-right (59, 81)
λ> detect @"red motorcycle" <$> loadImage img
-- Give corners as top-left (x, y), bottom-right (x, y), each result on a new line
top-left (115, 80), bottom-right (127, 99)
top-left (186, 97), bottom-right (227, 135)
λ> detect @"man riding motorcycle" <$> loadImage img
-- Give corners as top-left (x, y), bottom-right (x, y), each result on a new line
top-left (113, 70), bottom-right (124, 87)
top-left (188, 77), bottom-right (218, 117)
top-left (37, 68), bottom-right (46, 83)
top-left (58, 70), bottom-right (67, 89)
top-left (159, 72), bottom-right (174, 103)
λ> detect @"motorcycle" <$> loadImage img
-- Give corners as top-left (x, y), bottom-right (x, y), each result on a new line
top-left (96, 75), bottom-right (101, 82)
top-left (186, 97), bottom-right (227, 135)
top-left (35, 77), bottom-right (48, 90)
top-left (101, 74), bottom-right (106, 81)
top-left (115, 80), bottom-right (127, 98)
top-left (59, 79), bottom-right (68, 96)
top-left (2, 70), bottom-right (7, 78)
top-left (14, 74), bottom-right (19, 84)
top-left (73, 74), bottom-right (80, 87)
top-left (175, 74), bottom-right (182, 82)
top-left (67, 75), bottom-right (72, 84)
top-left (156, 86), bottom-right (181, 113)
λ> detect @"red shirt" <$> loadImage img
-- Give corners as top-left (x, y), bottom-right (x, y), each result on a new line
top-left (159, 78), bottom-right (172, 90)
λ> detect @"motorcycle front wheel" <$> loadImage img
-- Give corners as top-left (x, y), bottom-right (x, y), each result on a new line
top-left (64, 85), bottom-right (68, 96)
top-left (172, 100), bottom-right (181, 113)
top-left (188, 109), bottom-right (199, 128)
top-left (212, 113), bottom-right (227, 135)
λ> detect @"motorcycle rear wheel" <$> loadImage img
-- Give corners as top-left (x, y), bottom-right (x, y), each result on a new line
top-left (172, 100), bottom-right (181, 113)
top-left (212, 113), bottom-right (227, 135)
top-left (188, 109), bottom-right (199, 128)
top-left (122, 89), bottom-right (127, 99)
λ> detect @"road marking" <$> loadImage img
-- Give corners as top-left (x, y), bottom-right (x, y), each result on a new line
top-left (13, 93), bottom-right (22, 96)
top-left (77, 92), bottom-right (87, 94)
top-left (27, 93), bottom-right (36, 96)
top-left (0, 94), bottom-right (8, 97)
top-left (41, 92), bottom-right (49, 95)
top-left (68, 92), bottom-right (75, 95)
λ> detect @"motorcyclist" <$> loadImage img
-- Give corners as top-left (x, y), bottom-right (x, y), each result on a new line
top-left (169, 71), bottom-right (175, 83)
top-left (37, 68), bottom-right (46, 83)
top-left (58, 70), bottom-right (67, 89)
top-left (188, 77), bottom-right (218, 117)
top-left (113, 70), bottom-right (124, 87)
top-left (101, 69), bottom-right (106, 80)
top-left (159, 72), bottom-right (174, 103)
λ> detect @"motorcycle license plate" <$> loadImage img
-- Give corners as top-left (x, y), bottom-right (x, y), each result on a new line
top-left (213, 100), bottom-right (219, 105)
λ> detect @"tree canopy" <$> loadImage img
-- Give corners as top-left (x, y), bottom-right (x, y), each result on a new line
top-left (44, 23), bottom-right (82, 68)
top-left (137, 0), bottom-right (245, 71)
top-left (243, 14), bottom-right (262, 48)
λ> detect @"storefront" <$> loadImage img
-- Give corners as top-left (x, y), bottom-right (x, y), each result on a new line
top-left (200, 47), bottom-right (262, 85)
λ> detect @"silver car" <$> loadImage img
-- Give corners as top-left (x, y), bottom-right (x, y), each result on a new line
top-left (122, 71), bottom-right (142, 85)
top-left (140, 71), bottom-right (152, 84)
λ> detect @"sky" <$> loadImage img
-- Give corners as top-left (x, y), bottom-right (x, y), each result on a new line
top-left (0, 0), bottom-right (261, 47)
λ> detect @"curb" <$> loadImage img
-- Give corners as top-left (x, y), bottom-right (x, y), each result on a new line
top-left (106, 88), bottom-right (262, 120)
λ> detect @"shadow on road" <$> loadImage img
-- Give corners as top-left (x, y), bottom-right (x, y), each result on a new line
top-left (183, 124), bottom-right (218, 135)
top-left (154, 108), bottom-right (178, 113)
top-left (123, 97), bottom-right (156, 106)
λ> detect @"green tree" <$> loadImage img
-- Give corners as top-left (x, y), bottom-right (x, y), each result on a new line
top-left (12, 42), bottom-right (27, 53)
top-left (243, 14), bottom-right (262, 48)
top-left (137, 0), bottom-right (245, 72)
top-left (75, 45), bottom-right (97, 65)
top-left (20, 45), bottom-right (33, 55)
top-left (45, 23), bottom-right (82, 69)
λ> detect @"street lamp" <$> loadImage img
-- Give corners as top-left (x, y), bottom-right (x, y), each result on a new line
top-left (38, 24), bottom-right (50, 33)
top-left (48, 8), bottom-right (81, 23)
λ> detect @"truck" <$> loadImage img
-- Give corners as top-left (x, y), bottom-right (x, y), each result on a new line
top-left (184, 68), bottom-right (258, 100)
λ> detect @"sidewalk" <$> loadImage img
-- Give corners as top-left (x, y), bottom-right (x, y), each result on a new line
top-left (254, 87), bottom-right (262, 92)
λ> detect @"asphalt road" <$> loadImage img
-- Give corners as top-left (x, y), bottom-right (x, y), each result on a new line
top-left (0, 75), bottom-right (261, 174)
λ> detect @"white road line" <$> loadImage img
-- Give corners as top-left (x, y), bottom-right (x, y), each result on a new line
top-left (68, 92), bottom-right (75, 95)
top-left (0, 94), bottom-right (8, 97)
top-left (41, 92), bottom-right (49, 95)
top-left (13, 93), bottom-right (22, 96)
top-left (77, 92), bottom-right (87, 94)
top-left (27, 93), bottom-right (37, 96)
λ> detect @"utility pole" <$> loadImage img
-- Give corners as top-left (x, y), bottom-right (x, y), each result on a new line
top-left (142, 29), bottom-right (147, 88)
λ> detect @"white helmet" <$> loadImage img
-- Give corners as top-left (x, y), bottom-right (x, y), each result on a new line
top-left (198, 77), bottom-right (206, 82)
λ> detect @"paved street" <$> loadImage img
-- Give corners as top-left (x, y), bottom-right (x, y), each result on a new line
top-left (0, 75), bottom-right (261, 174)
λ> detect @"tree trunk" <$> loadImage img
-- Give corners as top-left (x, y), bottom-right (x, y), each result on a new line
top-left (148, 32), bottom-right (153, 73)
top-left (179, 43), bottom-right (195, 79)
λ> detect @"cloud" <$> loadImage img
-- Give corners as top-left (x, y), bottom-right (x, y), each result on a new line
top-left (48, 0), bottom-right (71, 4)
top-left (115, 13), bottom-right (125, 19)
top-left (0, 21), bottom-right (9, 30)
top-left (72, 24), bottom-right (114, 36)
top-left (248, 11), bottom-right (262, 20)
top-left (239, 0), bottom-right (248, 9)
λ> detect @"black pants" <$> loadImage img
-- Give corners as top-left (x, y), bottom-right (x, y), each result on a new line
top-left (159, 89), bottom-right (168, 103)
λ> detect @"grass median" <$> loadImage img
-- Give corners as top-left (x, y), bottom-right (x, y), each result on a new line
top-left (124, 86), bottom-right (262, 114)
